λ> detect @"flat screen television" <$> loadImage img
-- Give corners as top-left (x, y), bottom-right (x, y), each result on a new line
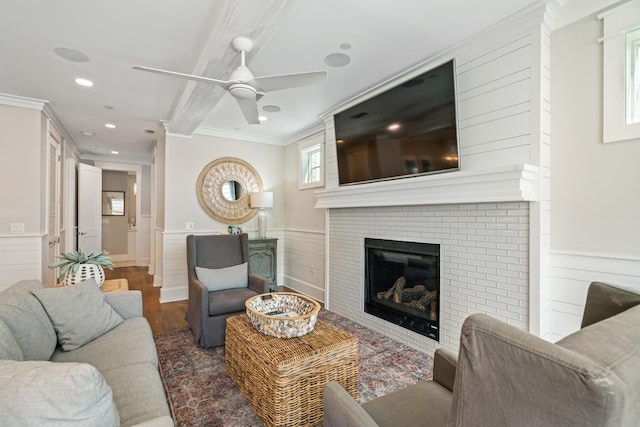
top-left (334, 59), bottom-right (459, 186)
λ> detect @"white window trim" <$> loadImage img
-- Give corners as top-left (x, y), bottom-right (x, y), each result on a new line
top-left (599, 0), bottom-right (640, 143)
top-left (298, 133), bottom-right (325, 190)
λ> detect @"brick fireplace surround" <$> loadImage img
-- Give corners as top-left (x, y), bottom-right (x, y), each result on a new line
top-left (325, 202), bottom-right (530, 353)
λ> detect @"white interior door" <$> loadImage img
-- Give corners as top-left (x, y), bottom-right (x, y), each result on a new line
top-left (78, 163), bottom-right (102, 253)
top-left (64, 158), bottom-right (77, 253)
top-left (47, 136), bottom-right (61, 285)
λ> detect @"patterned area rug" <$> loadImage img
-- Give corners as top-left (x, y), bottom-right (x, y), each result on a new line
top-left (154, 310), bottom-right (433, 426)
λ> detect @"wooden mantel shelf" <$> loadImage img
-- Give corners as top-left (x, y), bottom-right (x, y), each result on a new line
top-left (314, 164), bottom-right (539, 209)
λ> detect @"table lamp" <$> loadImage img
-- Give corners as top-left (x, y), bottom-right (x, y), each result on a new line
top-left (250, 192), bottom-right (273, 238)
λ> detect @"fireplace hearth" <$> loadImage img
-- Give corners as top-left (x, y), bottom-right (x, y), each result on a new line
top-left (364, 238), bottom-right (440, 340)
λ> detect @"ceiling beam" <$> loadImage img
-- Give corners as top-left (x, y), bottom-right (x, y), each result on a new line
top-left (167, 0), bottom-right (299, 136)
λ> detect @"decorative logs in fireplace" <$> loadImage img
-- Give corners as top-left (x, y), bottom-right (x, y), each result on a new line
top-left (377, 276), bottom-right (438, 321)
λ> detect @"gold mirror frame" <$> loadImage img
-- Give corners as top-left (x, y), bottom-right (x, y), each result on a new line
top-left (196, 157), bottom-right (263, 225)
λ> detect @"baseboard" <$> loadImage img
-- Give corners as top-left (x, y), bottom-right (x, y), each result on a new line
top-left (282, 275), bottom-right (324, 303)
top-left (160, 285), bottom-right (187, 303)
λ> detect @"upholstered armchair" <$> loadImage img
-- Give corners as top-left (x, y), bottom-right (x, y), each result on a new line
top-left (324, 281), bottom-right (640, 426)
top-left (185, 233), bottom-right (269, 348)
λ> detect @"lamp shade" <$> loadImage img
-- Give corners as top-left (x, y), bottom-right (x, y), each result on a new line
top-left (250, 192), bottom-right (273, 209)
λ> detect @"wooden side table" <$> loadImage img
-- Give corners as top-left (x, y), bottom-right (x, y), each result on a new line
top-left (248, 238), bottom-right (277, 291)
top-left (225, 314), bottom-right (359, 427)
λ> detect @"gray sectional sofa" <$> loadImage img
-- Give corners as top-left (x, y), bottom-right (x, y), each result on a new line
top-left (0, 278), bottom-right (173, 426)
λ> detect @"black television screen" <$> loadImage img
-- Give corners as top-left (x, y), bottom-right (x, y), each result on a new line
top-left (334, 59), bottom-right (459, 185)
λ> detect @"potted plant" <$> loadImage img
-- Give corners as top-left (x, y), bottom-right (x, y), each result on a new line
top-left (49, 250), bottom-right (113, 287)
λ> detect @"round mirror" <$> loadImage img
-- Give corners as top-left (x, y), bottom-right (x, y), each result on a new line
top-left (222, 180), bottom-right (243, 201)
top-left (196, 157), bottom-right (263, 224)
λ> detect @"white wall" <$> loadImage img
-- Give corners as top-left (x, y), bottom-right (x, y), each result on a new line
top-left (0, 103), bottom-right (47, 288)
top-left (551, 15), bottom-right (640, 256)
top-left (158, 132), bottom-right (285, 302)
top-left (549, 12), bottom-right (640, 340)
top-left (282, 134), bottom-right (326, 301)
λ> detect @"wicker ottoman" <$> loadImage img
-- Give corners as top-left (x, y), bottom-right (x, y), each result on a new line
top-left (225, 314), bottom-right (358, 427)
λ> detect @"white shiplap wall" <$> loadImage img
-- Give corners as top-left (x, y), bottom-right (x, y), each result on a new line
top-left (282, 229), bottom-right (325, 302)
top-left (549, 251), bottom-right (640, 341)
top-left (321, 5), bottom-right (555, 348)
top-left (0, 235), bottom-right (44, 291)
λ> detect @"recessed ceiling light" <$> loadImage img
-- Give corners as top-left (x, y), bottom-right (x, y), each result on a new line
top-left (75, 78), bottom-right (94, 87)
top-left (54, 47), bottom-right (89, 63)
top-left (324, 52), bottom-right (351, 67)
top-left (258, 116), bottom-right (267, 122)
top-left (110, 150), bottom-right (119, 155)
top-left (81, 130), bottom-right (95, 136)
top-left (263, 105), bottom-right (281, 113)
top-left (105, 123), bottom-right (116, 129)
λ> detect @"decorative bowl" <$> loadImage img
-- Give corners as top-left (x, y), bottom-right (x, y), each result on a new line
top-left (245, 292), bottom-right (321, 338)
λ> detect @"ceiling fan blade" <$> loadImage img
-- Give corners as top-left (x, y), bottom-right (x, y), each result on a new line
top-left (253, 70), bottom-right (327, 92)
top-left (235, 96), bottom-right (260, 125)
top-left (132, 65), bottom-right (230, 87)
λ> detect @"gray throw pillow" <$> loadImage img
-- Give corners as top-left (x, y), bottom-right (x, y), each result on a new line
top-left (0, 359), bottom-right (119, 426)
top-left (196, 262), bottom-right (249, 292)
top-left (32, 279), bottom-right (124, 351)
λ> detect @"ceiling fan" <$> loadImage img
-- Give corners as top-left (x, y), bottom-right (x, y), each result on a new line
top-left (133, 36), bottom-right (328, 125)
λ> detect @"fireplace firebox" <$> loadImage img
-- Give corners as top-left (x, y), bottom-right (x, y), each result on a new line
top-left (364, 238), bottom-right (440, 341)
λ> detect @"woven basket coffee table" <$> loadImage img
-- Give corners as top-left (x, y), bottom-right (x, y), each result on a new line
top-left (225, 313), bottom-right (358, 427)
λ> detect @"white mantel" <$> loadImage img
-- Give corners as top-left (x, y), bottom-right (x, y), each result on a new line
top-left (315, 164), bottom-right (538, 209)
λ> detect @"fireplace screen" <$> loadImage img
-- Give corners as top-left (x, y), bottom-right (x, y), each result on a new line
top-left (364, 238), bottom-right (439, 340)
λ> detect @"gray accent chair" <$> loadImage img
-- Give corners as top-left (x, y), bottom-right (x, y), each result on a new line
top-left (324, 281), bottom-right (640, 426)
top-left (185, 233), bottom-right (269, 348)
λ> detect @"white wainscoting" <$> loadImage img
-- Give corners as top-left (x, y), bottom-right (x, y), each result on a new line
top-left (549, 250), bottom-right (640, 342)
top-left (158, 228), bottom-right (286, 303)
top-left (282, 229), bottom-right (325, 302)
top-left (0, 235), bottom-right (44, 291)
top-left (160, 231), bottom-right (188, 302)
top-left (153, 228), bottom-right (164, 288)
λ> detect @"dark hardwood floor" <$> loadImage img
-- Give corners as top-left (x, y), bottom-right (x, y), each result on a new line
top-left (104, 266), bottom-right (188, 335)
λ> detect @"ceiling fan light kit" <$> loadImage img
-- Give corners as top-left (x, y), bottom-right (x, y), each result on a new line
top-left (133, 36), bottom-right (327, 125)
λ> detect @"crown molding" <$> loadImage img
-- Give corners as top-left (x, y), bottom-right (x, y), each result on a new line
top-left (81, 153), bottom-right (152, 166)
top-left (0, 93), bottom-right (47, 110)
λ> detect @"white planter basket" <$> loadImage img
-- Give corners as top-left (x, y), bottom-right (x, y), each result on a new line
top-left (64, 264), bottom-right (106, 287)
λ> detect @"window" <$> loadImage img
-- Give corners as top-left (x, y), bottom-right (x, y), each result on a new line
top-left (627, 27), bottom-right (640, 124)
top-left (298, 134), bottom-right (324, 189)
top-left (600, 0), bottom-right (640, 142)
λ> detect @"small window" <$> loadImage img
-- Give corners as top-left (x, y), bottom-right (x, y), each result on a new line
top-left (600, 1), bottom-right (640, 143)
top-left (298, 134), bottom-right (324, 189)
